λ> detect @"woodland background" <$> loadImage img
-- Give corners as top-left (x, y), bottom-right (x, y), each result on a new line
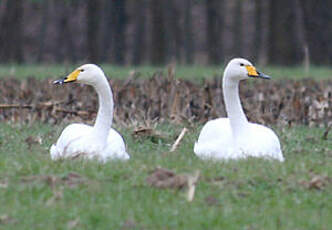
top-left (0, 0), bottom-right (331, 66)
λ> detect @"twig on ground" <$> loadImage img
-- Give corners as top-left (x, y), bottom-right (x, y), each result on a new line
top-left (0, 101), bottom-right (63, 109)
top-left (170, 127), bottom-right (188, 152)
top-left (0, 104), bottom-right (32, 109)
top-left (187, 171), bottom-right (200, 202)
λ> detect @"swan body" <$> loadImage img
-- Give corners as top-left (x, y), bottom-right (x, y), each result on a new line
top-left (50, 64), bottom-right (129, 162)
top-left (194, 58), bottom-right (284, 161)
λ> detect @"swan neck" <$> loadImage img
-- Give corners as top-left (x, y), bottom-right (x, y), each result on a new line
top-left (223, 77), bottom-right (249, 134)
top-left (92, 76), bottom-right (113, 141)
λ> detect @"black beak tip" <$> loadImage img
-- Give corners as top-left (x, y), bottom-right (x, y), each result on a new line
top-left (257, 71), bottom-right (271, 80)
top-left (53, 78), bottom-right (65, 85)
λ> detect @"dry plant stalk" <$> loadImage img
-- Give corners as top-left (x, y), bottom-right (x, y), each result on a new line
top-left (170, 128), bottom-right (188, 152)
top-left (187, 170), bottom-right (200, 202)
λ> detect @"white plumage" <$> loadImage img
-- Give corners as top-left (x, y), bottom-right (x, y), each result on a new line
top-left (50, 64), bottom-right (130, 162)
top-left (194, 58), bottom-right (284, 161)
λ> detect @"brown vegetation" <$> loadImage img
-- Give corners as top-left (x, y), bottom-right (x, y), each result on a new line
top-left (0, 74), bottom-right (331, 127)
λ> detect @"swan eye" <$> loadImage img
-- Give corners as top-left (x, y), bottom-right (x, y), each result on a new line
top-left (240, 63), bottom-right (244, 67)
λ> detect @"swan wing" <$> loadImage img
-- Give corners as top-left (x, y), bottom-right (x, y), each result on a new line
top-left (194, 118), bottom-right (234, 159)
top-left (50, 124), bottom-right (129, 162)
top-left (246, 123), bottom-right (284, 161)
top-left (102, 128), bottom-right (130, 161)
top-left (50, 123), bottom-right (92, 160)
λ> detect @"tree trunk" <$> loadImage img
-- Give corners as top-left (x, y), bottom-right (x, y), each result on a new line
top-left (164, 0), bottom-right (182, 63)
top-left (112, 0), bottom-right (127, 65)
top-left (132, 0), bottom-right (147, 65)
top-left (150, 0), bottom-right (166, 65)
top-left (101, 0), bottom-right (114, 62)
top-left (184, 0), bottom-right (193, 64)
top-left (293, 0), bottom-right (308, 64)
top-left (206, 0), bottom-right (222, 64)
top-left (0, 0), bottom-right (24, 62)
top-left (222, 0), bottom-right (237, 62)
top-left (55, 1), bottom-right (76, 63)
top-left (301, 0), bottom-right (331, 64)
top-left (13, 0), bottom-right (23, 63)
top-left (87, 0), bottom-right (101, 62)
top-left (257, 0), bottom-right (270, 66)
top-left (37, 0), bottom-right (49, 62)
top-left (270, 0), bottom-right (303, 65)
top-left (240, 0), bottom-right (256, 60)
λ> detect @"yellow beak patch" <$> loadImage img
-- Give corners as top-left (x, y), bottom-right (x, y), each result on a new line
top-left (64, 69), bottom-right (80, 83)
top-left (245, 65), bottom-right (259, 77)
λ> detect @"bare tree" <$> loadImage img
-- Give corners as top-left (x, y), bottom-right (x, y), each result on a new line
top-left (293, 0), bottom-right (308, 65)
top-left (240, 0), bottom-right (256, 60)
top-left (164, 0), bottom-right (182, 63)
top-left (0, 0), bottom-right (23, 62)
top-left (257, 0), bottom-right (270, 66)
top-left (112, 0), bottom-right (127, 65)
top-left (150, 0), bottom-right (166, 65)
top-left (37, 0), bottom-right (49, 62)
top-left (206, 0), bottom-right (222, 64)
top-left (101, 0), bottom-right (114, 62)
top-left (131, 0), bottom-right (147, 65)
top-left (301, 0), bottom-right (331, 64)
top-left (87, 0), bottom-right (101, 62)
top-left (222, 0), bottom-right (237, 61)
top-left (54, 1), bottom-right (77, 63)
top-left (184, 0), bottom-right (194, 64)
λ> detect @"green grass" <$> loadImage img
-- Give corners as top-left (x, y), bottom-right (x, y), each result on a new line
top-left (0, 122), bottom-right (331, 229)
top-left (0, 64), bottom-right (331, 80)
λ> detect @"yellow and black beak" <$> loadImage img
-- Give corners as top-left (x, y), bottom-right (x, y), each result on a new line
top-left (53, 69), bottom-right (80, 85)
top-left (245, 65), bottom-right (270, 79)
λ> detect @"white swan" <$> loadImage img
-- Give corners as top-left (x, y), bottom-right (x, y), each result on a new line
top-left (194, 58), bottom-right (284, 161)
top-left (50, 64), bottom-right (130, 162)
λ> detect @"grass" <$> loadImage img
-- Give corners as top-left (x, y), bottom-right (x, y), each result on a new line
top-left (0, 63), bottom-right (331, 80)
top-left (0, 122), bottom-right (331, 229)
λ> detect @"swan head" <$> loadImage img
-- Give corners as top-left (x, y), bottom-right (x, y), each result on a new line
top-left (54, 64), bottom-right (105, 86)
top-left (224, 58), bottom-right (270, 81)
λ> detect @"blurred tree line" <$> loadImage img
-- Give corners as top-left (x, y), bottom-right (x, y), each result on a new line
top-left (0, 0), bottom-right (330, 65)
